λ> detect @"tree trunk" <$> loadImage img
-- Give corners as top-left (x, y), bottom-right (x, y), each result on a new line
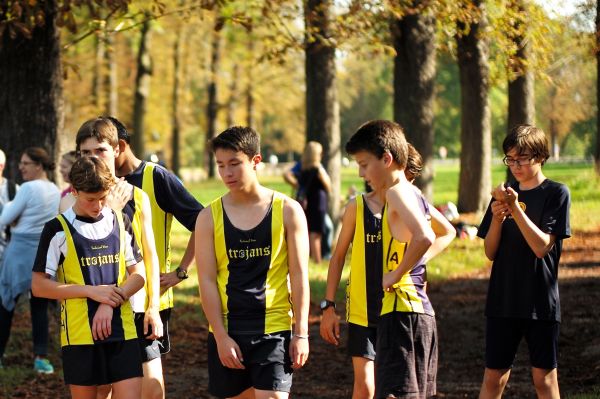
top-left (391, 2), bottom-right (436, 201)
top-left (246, 28), bottom-right (255, 129)
top-left (226, 64), bottom-right (239, 128)
top-left (596, 0), bottom-right (600, 174)
top-left (456, 0), bottom-right (492, 214)
top-left (93, 30), bottom-right (106, 112)
top-left (507, 48), bottom-right (535, 129)
top-left (106, 34), bottom-right (118, 117)
top-left (304, 0), bottom-right (341, 221)
top-left (132, 18), bottom-right (153, 157)
top-left (0, 0), bottom-right (63, 182)
top-left (171, 27), bottom-right (183, 177)
top-left (507, 0), bottom-right (535, 129)
top-left (205, 18), bottom-right (222, 179)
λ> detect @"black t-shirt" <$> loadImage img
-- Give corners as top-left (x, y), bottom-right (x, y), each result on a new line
top-left (477, 179), bottom-right (571, 322)
top-left (123, 161), bottom-right (203, 231)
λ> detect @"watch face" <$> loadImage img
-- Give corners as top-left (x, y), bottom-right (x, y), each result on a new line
top-left (320, 300), bottom-right (328, 310)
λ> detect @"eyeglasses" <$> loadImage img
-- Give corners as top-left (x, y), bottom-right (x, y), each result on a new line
top-left (502, 157), bottom-right (533, 167)
top-left (18, 161), bottom-right (37, 167)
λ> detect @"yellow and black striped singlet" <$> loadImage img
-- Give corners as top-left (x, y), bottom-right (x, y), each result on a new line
top-left (210, 192), bottom-right (292, 334)
top-left (381, 205), bottom-right (434, 316)
top-left (123, 186), bottom-right (150, 312)
top-left (346, 194), bottom-right (383, 327)
top-left (141, 162), bottom-right (174, 311)
top-left (56, 211), bottom-right (137, 346)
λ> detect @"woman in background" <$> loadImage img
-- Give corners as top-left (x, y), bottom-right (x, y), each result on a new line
top-left (298, 141), bottom-right (331, 263)
top-left (0, 147), bottom-right (60, 373)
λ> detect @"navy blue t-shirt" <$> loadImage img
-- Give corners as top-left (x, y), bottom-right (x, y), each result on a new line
top-left (477, 179), bottom-right (571, 322)
top-left (123, 161), bottom-right (203, 231)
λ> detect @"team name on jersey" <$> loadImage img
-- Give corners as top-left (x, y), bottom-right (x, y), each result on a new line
top-left (228, 246), bottom-right (271, 260)
top-left (365, 230), bottom-right (382, 243)
top-left (79, 253), bottom-right (120, 267)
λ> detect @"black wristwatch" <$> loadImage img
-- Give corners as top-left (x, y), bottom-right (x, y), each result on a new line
top-left (176, 267), bottom-right (189, 280)
top-left (320, 299), bottom-right (336, 312)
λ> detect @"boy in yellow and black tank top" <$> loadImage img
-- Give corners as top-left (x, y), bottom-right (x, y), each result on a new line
top-left (210, 193), bottom-right (292, 334)
top-left (346, 120), bottom-right (441, 399)
top-left (111, 116), bottom-right (204, 357)
top-left (32, 157), bottom-right (145, 398)
top-left (320, 192), bottom-right (383, 399)
top-left (196, 126), bottom-right (309, 398)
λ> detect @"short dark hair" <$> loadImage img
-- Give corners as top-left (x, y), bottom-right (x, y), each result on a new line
top-left (211, 126), bottom-right (260, 159)
top-left (24, 147), bottom-right (55, 172)
top-left (503, 124), bottom-right (550, 165)
top-left (69, 157), bottom-right (115, 193)
top-left (345, 120), bottom-right (408, 169)
top-left (106, 116), bottom-right (130, 144)
top-left (405, 143), bottom-right (423, 182)
top-left (76, 117), bottom-right (118, 151)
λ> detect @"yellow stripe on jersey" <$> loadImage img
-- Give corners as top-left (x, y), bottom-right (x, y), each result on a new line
top-left (265, 194), bottom-right (292, 334)
top-left (210, 197), bottom-right (230, 332)
top-left (56, 212), bottom-right (137, 346)
top-left (347, 195), bottom-right (368, 326)
top-left (381, 205), bottom-right (426, 315)
top-left (56, 216), bottom-right (92, 346)
top-left (142, 163), bottom-right (174, 311)
top-left (130, 186), bottom-right (149, 310)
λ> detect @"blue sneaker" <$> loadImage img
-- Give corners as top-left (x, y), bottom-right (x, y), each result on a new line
top-left (33, 357), bottom-right (54, 374)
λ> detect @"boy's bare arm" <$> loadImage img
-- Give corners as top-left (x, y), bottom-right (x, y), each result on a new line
top-left (196, 208), bottom-right (245, 370)
top-left (32, 271), bottom-right (125, 307)
top-left (383, 186), bottom-right (435, 290)
top-left (504, 187), bottom-right (556, 258)
top-left (424, 204), bottom-right (456, 262)
top-left (284, 198), bottom-right (310, 369)
top-left (196, 210), bottom-right (226, 336)
top-left (483, 200), bottom-right (509, 260)
top-left (320, 200), bottom-right (356, 346)
top-left (121, 262), bottom-right (146, 300)
top-left (161, 231), bottom-right (196, 290)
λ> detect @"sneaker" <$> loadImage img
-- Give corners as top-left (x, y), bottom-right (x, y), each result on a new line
top-left (33, 357), bottom-right (54, 374)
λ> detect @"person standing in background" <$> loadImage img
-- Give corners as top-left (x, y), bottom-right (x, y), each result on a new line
top-left (298, 141), bottom-right (332, 264)
top-left (0, 147), bottom-right (60, 373)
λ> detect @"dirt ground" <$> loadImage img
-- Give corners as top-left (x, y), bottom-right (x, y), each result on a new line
top-left (5, 229), bottom-right (600, 398)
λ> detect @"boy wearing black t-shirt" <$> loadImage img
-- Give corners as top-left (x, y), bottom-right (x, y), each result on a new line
top-left (477, 124), bottom-right (570, 399)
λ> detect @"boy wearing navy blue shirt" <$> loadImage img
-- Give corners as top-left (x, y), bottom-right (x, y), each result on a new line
top-left (32, 157), bottom-right (145, 399)
top-left (477, 124), bottom-right (570, 399)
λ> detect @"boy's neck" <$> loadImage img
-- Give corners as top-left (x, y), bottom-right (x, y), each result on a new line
top-left (518, 170), bottom-right (546, 191)
top-left (116, 151), bottom-right (142, 177)
top-left (227, 180), bottom-right (266, 204)
top-left (383, 170), bottom-right (406, 191)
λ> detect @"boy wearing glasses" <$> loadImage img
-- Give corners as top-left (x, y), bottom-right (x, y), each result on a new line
top-left (477, 124), bottom-right (571, 399)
